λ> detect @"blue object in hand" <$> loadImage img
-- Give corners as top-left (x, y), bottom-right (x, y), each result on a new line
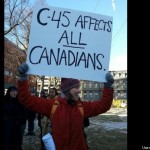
top-left (18, 63), bottom-right (29, 81)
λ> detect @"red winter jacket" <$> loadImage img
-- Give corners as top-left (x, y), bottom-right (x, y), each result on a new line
top-left (18, 80), bottom-right (113, 150)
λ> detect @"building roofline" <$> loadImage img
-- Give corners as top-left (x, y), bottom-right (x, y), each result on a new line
top-left (4, 36), bottom-right (26, 52)
top-left (114, 77), bottom-right (127, 80)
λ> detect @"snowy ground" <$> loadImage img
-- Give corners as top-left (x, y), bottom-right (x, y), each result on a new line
top-left (90, 121), bottom-right (127, 130)
top-left (88, 108), bottom-right (127, 132)
top-left (85, 109), bottom-right (127, 150)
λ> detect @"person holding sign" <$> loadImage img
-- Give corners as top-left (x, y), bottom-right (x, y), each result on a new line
top-left (17, 63), bottom-right (114, 150)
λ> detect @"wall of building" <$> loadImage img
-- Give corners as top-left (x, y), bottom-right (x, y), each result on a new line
top-left (4, 37), bottom-right (26, 88)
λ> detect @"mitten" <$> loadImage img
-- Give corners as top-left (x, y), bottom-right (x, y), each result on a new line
top-left (18, 63), bottom-right (29, 81)
top-left (104, 72), bottom-right (114, 88)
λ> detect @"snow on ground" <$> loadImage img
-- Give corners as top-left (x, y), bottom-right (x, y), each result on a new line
top-left (101, 122), bottom-right (127, 130)
top-left (90, 120), bottom-right (127, 130)
top-left (88, 108), bottom-right (127, 132)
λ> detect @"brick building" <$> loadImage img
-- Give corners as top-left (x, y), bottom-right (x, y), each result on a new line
top-left (4, 37), bottom-right (26, 89)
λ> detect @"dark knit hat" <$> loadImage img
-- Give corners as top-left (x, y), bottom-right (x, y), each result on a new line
top-left (61, 78), bottom-right (80, 92)
top-left (5, 86), bottom-right (17, 97)
top-left (7, 86), bottom-right (17, 92)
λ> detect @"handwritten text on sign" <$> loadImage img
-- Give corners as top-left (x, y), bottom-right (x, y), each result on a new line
top-left (26, 4), bottom-right (113, 82)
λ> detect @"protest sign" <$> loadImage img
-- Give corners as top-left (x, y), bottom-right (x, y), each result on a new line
top-left (26, 4), bottom-right (113, 82)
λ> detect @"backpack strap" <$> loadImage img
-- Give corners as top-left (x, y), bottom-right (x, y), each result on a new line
top-left (50, 99), bottom-right (59, 121)
top-left (50, 99), bottom-right (84, 120)
top-left (77, 103), bottom-right (84, 119)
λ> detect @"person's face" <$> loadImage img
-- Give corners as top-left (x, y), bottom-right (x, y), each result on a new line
top-left (49, 89), bottom-right (56, 98)
top-left (10, 90), bottom-right (17, 98)
top-left (69, 86), bottom-right (81, 101)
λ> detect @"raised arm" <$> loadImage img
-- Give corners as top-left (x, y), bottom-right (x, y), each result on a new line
top-left (17, 63), bottom-right (54, 117)
top-left (83, 72), bottom-right (114, 117)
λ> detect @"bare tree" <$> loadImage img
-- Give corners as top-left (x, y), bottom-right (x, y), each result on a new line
top-left (5, 0), bottom-right (47, 50)
top-left (12, 9), bottom-right (32, 50)
top-left (4, 0), bottom-right (32, 35)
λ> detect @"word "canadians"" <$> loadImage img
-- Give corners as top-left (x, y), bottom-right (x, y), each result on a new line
top-left (29, 46), bottom-right (105, 70)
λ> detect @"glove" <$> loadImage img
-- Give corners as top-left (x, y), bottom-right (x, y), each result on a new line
top-left (104, 72), bottom-right (114, 88)
top-left (18, 63), bottom-right (29, 81)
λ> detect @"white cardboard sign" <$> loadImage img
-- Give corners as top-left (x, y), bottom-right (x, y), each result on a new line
top-left (26, 4), bottom-right (113, 82)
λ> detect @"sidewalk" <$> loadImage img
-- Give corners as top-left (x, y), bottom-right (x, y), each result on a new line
top-left (103, 107), bottom-right (127, 116)
top-left (22, 119), bottom-right (41, 150)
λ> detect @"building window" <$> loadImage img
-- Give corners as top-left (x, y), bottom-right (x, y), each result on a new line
top-left (95, 83), bottom-right (98, 88)
top-left (118, 92), bottom-right (121, 97)
top-left (89, 92), bottom-right (92, 99)
top-left (113, 73), bottom-right (116, 77)
top-left (119, 73), bottom-right (121, 77)
top-left (89, 82), bottom-right (92, 88)
top-left (84, 82), bottom-right (86, 88)
top-left (95, 91), bottom-right (99, 99)
top-left (84, 92), bottom-right (87, 99)
top-left (44, 85), bottom-right (49, 87)
top-left (124, 93), bottom-right (127, 98)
